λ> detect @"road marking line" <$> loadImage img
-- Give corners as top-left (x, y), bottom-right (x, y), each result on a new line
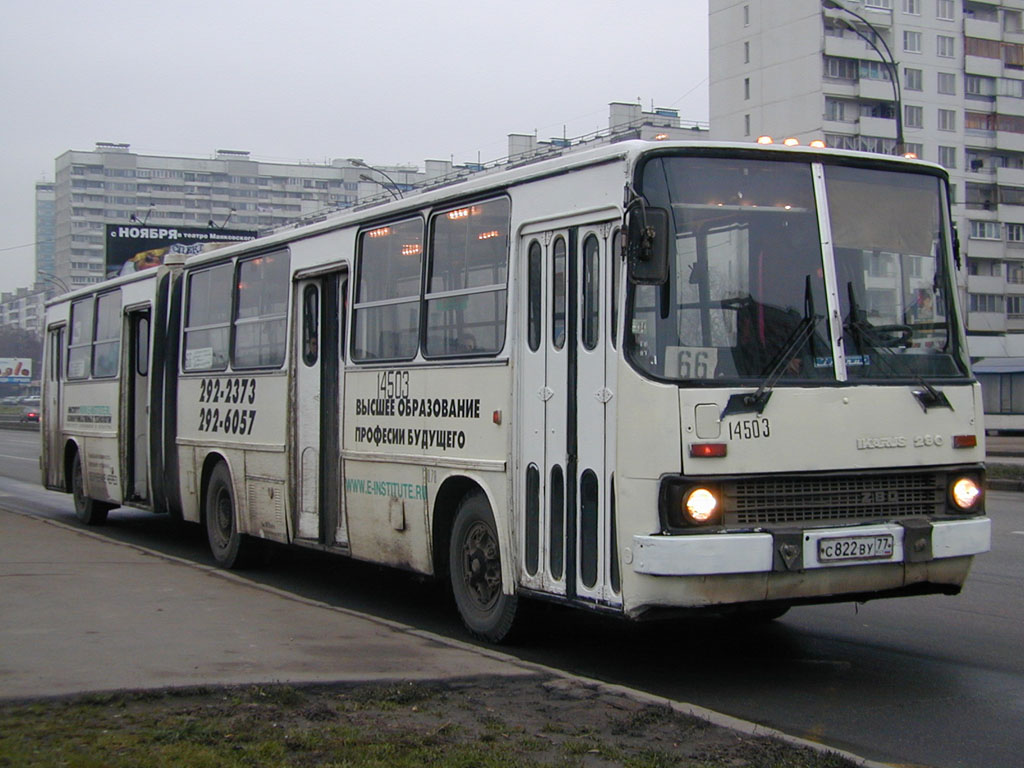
top-left (0, 454), bottom-right (36, 463)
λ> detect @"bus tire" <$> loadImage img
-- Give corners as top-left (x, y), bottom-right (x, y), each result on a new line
top-left (449, 492), bottom-right (518, 643)
top-left (204, 462), bottom-right (252, 569)
top-left (71, 451), bottom-right (110, 526)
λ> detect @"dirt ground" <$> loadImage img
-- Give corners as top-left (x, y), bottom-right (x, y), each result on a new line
top-left (0, 674), bottom-right (860, 767)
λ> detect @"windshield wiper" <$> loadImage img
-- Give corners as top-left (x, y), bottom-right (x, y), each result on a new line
top-left (843, 282), bottom-right (951, 412)
top-left (723, 276), bottom-right (821, 417)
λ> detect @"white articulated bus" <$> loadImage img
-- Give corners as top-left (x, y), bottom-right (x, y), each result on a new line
top-left (41, 140), bottom-right (990, 641)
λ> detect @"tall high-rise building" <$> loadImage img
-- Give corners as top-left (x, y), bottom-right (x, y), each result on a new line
top-left (34, 182), bottom-right (56, 291)
top-left (709, 0), bottom-right (1024, 363)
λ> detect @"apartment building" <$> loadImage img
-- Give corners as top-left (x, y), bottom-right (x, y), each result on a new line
top-left (51, 144), bottom-right (426, 290)
top-left (709, 0), bottom-right (1024, 366)
top-left (0, 284), bottom-right (47, 336)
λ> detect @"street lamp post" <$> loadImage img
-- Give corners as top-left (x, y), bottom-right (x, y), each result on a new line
top-left (822, 0), bottom-right (904, 155)
top-left (348, 158), bottom-right (404, 199)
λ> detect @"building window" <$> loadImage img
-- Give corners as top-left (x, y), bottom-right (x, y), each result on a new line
top-left (970, 293), bottom-right (1004, 313)
top-left (966, 110), bottom-right (997, 132)
top-left (904, 67), bottom-right (923, 91)
top-left (904, 30), bottom-right (922, 53)
top-left (744, 77), bottom-right (750, 100)
top-left (938, 146), bottom-right (957, 169)
top-left (743, 4), bottom-right (749, 26)
top-left (864, 0), bottom-right (892, 8)
top-left (936, 0), bottom-right (954, 21)
top-left (937, 72), bottom-right (956, 95)
top-left (1006, 11), bottom-right (1024, 34)
top-left (966, 74), bottom-right (997, 99)
top-left (824, 56), bottom-right (858, 81)
top-left (860, 60), bottom-right (891, 81)
top-left (966, 36), bottom-right (1001, 60)
top-left (970, 220), bottom-right (1001, 240)
top-left (744, 41), bottom-right (750, 63)
top-left (938, 108), bottom-right (956, 131)
top-left (903, 142), bottom-right (924, 158)
top-left (744, 114), bottom-right (751, 136)
top-left (936, 35), bottom-right (955, 58)
top-left (905, 104), bottom-right (924, 128)
top-left (902, 0), bottom-right (919, 14)
top-left (1007, 223), bottom-right (1024, 242)
top-left (826, 98), bottom-right (847, 122)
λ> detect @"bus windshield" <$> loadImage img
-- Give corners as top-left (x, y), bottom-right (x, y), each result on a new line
top-left (626, 154), bottom-right (968, 384)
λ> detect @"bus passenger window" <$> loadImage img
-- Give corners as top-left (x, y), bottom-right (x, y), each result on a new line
top-left (136, 316), bottom-right (149, 376)
top-left (302, 284), bottom-right (319, 367)
top-left (233, 251), bottom-right (290, 369)
top-left (92, 291), bottom-right (122, 379)
top-left (183, 264), bottom-right (233, 372)
top-left (552, 236), bottom-right (566, 350)
top-left (352, 219), bottom-right (422, 361)
top-left (424, 197), bottom-right (510, 358)
top-left (67, 298), bottom-right (94, 380)
top-left (527, 241), bottom-right (542, 352)
top-left (582, 234), bottom-right (600, 351)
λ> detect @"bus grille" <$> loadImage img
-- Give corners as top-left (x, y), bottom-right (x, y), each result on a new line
top-left (723, 472), bottom-right (944, 527)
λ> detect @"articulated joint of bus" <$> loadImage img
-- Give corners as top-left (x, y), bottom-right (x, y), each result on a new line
top-left (631, 465), bottom-right (989, 580)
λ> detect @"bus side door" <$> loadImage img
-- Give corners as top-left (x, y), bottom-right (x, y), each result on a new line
top-left (518, 222), bottom-right (621, 607)
top-left (293, 271), bottom-right (349, 549)
top-left (43, 324), bottom-right (65, 490)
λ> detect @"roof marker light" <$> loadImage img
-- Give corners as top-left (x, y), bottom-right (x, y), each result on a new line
top-left (784, 137), bottom-right (800, 147)
top-left (757, 135), bottom-right (774, 145)
top-left (903, 152), bottom-right (919, 159)
top-left (810, 139), bottom-right (827, 148)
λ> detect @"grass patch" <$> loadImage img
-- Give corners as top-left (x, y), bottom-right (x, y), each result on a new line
top-left (0, 678), bottom-right (863, 768)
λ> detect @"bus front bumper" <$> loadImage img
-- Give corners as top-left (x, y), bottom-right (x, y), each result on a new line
top-left (630, 517), bottom-right (991, 577)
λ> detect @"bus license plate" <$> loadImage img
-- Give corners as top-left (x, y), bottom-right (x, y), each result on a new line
top-left (818, 534), bottom-right (894, 563)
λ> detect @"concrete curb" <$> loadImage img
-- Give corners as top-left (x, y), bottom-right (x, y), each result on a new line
top-left (0, 505), bottom-right (891, 768)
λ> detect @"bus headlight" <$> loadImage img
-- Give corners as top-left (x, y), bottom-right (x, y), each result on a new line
top-left (684, 487), bottom-right (720, 525)
top-left (951, 477), bottom-right (982, 512)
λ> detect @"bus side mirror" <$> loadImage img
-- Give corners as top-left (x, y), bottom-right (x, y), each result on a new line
top-left (626, 207), bottom-right (670, 285)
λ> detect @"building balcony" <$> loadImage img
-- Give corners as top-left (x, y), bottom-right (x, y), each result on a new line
top-left (965, 17), bottom-right (1002, 42)
top-left (967, 238), bottom-right (1005, 261)
top-left (859, 78), bottom-right (896, 101)
top-left (968, 274), bottom-right (1007, 294)
top-left (859, 116), bottom-right (897, 139)
top-left (996, 96), bottom-right (1024, 117)
top-left (996, 130), bottom-right (1024, 153)
top-left (997, 166), bottom-right (1024, 187)
top-left (967, 311), bottom-right (1007, 333)
top-left (965, 55), bottom-right (1003, 78)
top-left (824, 36), bottom-right (879, 61)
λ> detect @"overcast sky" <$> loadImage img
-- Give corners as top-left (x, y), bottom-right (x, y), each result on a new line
top-left (0, 0), bottom-right (709, 296)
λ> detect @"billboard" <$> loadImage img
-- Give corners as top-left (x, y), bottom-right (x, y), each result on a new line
top-left (105, 225), bottom-right (258, 279)
top-left (0, 358), bottom-right (32, 383)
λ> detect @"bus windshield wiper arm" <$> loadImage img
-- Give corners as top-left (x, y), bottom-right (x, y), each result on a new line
top-left (722, 314), bottom-right (821, 417)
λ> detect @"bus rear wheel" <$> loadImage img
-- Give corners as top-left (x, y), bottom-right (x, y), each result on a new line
top-left (205, 462), bottom-right (253, 569)
top-left (71, 452), bottom-right (110, 526)
top-left (449, 492), bottom-right (518, 643)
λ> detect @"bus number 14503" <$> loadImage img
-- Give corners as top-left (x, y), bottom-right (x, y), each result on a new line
top-left (728, 417), bottom-right (771, 441)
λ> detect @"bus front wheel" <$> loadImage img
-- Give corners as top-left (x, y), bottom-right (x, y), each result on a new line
top-left (205, 462), bottom-right (252, 569)
top-left (449, 492), bottom-right (518, 643)
top-left (71, 452), bottom-right (110, 526)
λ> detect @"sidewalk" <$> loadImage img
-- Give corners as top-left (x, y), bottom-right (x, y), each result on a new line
top-left (0, 506), bottom-right (887, 767)
top-left (986, 434), bottom-right (1024, 491)
top-left (0, 509), bottom-right (530, 700)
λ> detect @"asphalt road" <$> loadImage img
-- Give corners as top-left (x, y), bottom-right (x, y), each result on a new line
top-left (1, 427), bottom-right (1021, 768)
